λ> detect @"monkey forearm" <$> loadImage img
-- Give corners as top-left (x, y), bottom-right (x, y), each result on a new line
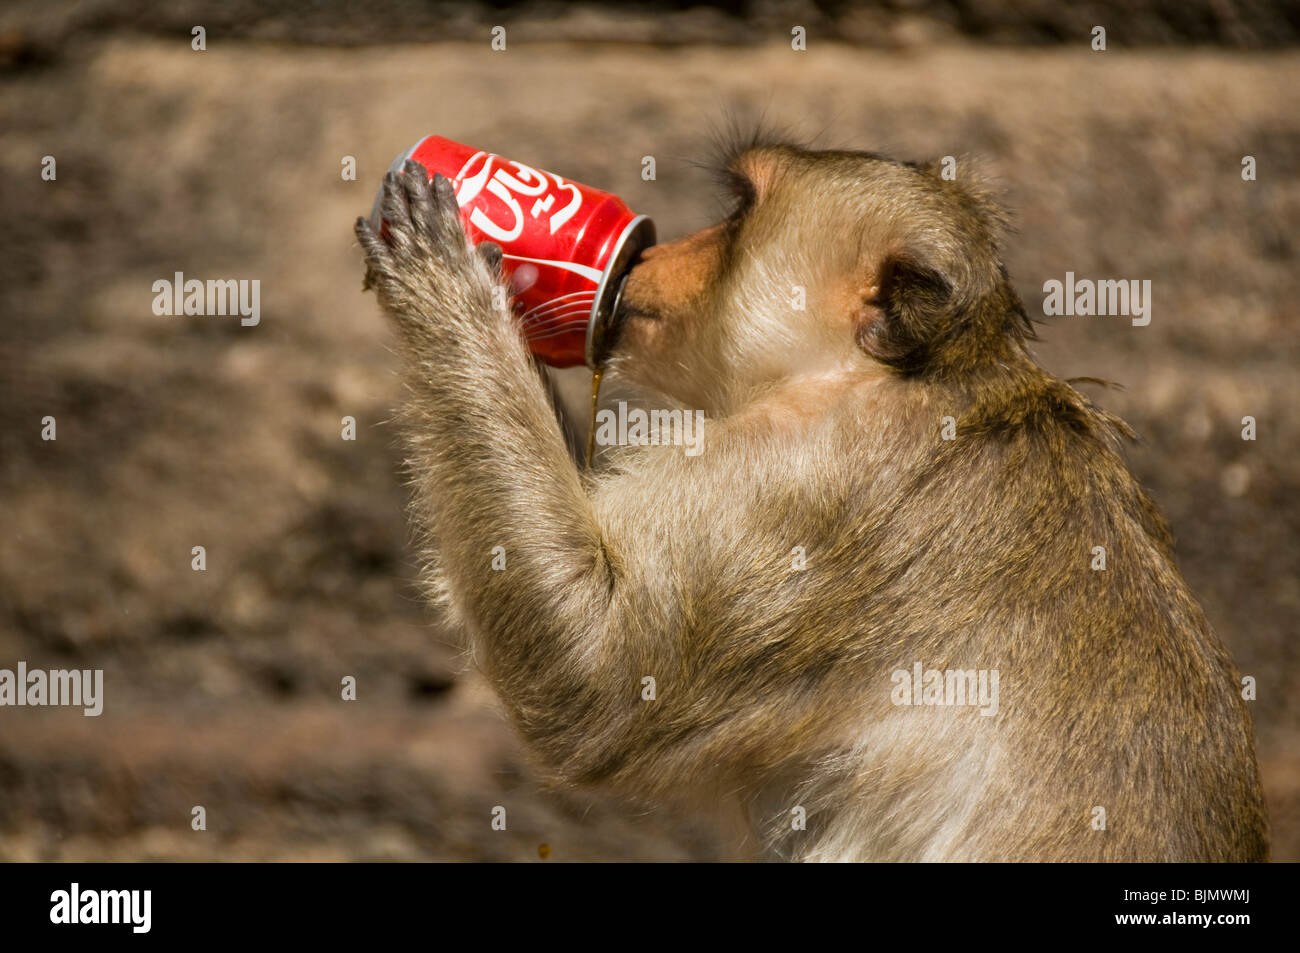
top-left (357, 167), bottom-right (613, 665)
top-left (399, 309), bottom-right (612, 635)
top-left (358, 166), bottom-right (760, 778)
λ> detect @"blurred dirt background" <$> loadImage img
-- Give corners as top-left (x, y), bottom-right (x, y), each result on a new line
top-left (0, 1), bottom-right (1297, 861)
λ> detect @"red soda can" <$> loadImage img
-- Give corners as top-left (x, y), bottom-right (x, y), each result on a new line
top-left (372, 136), bottom-right (656, 368)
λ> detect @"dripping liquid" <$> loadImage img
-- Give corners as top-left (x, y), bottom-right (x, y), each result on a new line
top-left (585, 368), bottom-right (602, 469)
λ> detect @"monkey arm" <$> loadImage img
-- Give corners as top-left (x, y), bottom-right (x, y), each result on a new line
top-left (356, 168), bottom-right (800, 791)
top-left (356, 166), bottom-right (615, 666)
top-left (354, 164), bottom-right (712, 797)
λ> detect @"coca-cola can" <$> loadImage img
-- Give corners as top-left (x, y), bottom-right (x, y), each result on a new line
top-left (371, 135), bottom-right (656, 368)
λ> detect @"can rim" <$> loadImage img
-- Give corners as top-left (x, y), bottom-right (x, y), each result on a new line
top-left (586, 214), bottom-right (656, 368)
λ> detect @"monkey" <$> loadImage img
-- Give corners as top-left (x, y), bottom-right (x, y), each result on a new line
top-left (353, 135), bottom-right (1268, 862)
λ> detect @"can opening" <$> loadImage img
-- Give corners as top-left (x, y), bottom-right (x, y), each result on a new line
top-left (586, 215), bottom-right (656, 368)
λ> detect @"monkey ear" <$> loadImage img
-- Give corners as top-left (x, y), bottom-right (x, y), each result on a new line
top-left (854, 253), bottom-right (954, 375)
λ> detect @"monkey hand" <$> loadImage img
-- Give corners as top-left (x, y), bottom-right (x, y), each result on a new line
top-left (354, 162), bottom-right (505, 350)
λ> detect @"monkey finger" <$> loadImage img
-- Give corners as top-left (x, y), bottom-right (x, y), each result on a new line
top-left (354, 215), bottom-right (389, 268)
top-left (401, 160), bottom-right (438, 239)
top-left (354, 212), bottom-right (378, 244)
top-left (354, 216), bottom-right (393, 292)
top-left (429, 174), bottom-right (469, 246)
top-left (476, 241), bottom-right (504, 274)
top-left (378, 170), bottom-right (414, 245)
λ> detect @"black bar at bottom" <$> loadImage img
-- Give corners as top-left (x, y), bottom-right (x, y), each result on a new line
top-left (0, 861), bottom-right (1279, 940)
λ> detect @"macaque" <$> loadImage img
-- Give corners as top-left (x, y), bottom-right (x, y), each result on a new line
top-left (354, 135), bottom-right (1267, 861)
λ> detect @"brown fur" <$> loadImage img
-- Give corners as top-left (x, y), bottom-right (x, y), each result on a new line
top-left (355, 141), bottom-right (1267, 861)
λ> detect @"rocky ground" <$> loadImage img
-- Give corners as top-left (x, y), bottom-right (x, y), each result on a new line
top-left (1, 9), bottom-right (1297, 860)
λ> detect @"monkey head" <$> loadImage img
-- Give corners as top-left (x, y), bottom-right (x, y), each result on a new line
top-left (607, 140), bottom-right (1036, 415)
